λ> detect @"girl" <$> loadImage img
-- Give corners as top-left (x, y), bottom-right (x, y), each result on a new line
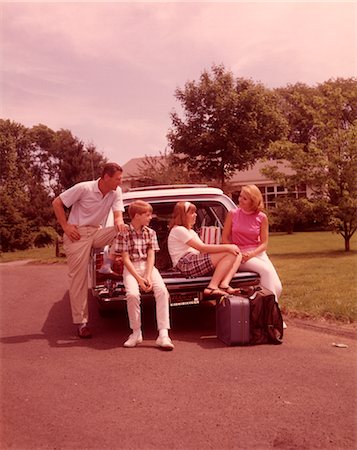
top-left (222, 184), bottom-right (282, 301)
top-left (168, 201), bottom-right (242, 297)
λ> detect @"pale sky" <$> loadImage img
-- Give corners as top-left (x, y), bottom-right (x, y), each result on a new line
top-left (1, 1), bottom-right (356, 166)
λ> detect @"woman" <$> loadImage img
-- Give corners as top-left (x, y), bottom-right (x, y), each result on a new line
top-left (222, 184), bottom-right (282, 301)
top-left (168, 201), bottom-right (242, 297)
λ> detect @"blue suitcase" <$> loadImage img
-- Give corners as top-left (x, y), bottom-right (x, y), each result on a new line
top-left (216, 295), bottom-right (250, 346)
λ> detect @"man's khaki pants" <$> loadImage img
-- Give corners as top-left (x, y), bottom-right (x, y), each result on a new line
top-left (63, 226), bottom-right (117, 324)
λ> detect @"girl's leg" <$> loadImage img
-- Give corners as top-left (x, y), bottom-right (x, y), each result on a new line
top-left (209, 253), bottom-right (240, 289)
top-left (219, 253), bottom-right (242, 288)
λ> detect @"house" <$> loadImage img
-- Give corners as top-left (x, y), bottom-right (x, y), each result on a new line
top-left (121, 156), bottom-right (308, 208)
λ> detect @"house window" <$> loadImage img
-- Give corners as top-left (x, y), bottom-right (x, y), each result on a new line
top-left (259, 184), bottom-right (307, 208)
top-left (232, 184), bottom-right (307, 208)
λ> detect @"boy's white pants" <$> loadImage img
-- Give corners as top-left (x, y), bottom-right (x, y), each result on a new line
top-left (239, 251), bottom-right (282, 301)
top-left (123, 261), bottom-right (170, 331)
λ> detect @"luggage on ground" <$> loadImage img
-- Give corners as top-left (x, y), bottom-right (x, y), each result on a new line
top-left (216, 295), bottom-right (250, 345)
top-left (216, 285), bottom-right (284, 346)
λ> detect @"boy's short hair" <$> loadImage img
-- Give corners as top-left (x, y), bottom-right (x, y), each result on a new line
top-left (128, 200), bottom-right (153, 219)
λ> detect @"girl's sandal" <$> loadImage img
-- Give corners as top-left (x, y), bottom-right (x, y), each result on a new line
top-left (219, 286), bottom-right (241, 295)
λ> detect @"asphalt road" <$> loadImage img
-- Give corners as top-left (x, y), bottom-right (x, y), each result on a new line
top-left (1, 263), bottom-right (356, 450)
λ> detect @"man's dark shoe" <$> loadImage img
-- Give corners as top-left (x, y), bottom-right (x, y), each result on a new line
top-left (78, 325), bottom-right (92, 339)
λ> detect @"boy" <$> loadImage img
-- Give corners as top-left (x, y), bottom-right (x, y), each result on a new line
top-left (115, 200), bottom-right (174, 350)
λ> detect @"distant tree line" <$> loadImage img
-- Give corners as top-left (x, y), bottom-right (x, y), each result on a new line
top-left (0, 121), bottom-right (107, 252)
top-left (1, 65), bottom-right (356, 251)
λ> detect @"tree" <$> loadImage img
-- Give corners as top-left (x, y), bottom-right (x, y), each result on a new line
top-left (49, 129), bottom-right (107, 196)
top-left (0, 119), bottom-right (107, 251)
top-left (167, 64), bottom-right (287, 188)
top-left (0, 120), bottom-right (32, 251)
top-left (135, 150), bottom-right (213, 187)
top-left (265, 78), bottom-right (357, 250)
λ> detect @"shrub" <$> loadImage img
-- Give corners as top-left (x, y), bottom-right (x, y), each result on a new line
top-left (32, 227), bottom-right (59, 247)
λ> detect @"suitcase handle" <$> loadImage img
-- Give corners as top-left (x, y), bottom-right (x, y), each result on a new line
top-left (238, 285), bottom-right (262, 297)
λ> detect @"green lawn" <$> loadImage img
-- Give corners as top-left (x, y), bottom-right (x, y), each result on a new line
top-left (269, 232), bottom-right (357, 323)
top-left (1, 231), bottom-right (356, 322)
top-left (0, 246), bottom-right (66, 264)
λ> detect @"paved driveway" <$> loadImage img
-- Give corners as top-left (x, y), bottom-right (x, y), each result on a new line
top-left (1, 264), bottom-right (356, 449)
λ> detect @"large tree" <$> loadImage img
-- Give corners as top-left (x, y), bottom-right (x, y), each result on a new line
top-left (264, 78), bottom-right (357, 250)
top-left (0, 119), bottom-right (107, 251)
top-left (0, 120), bottom-right (33, 251)
top-left (167, 64), bottom-right (287, 187)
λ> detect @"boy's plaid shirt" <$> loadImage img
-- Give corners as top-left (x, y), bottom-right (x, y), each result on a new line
top-left (114, 224), bottom-right (160, 261)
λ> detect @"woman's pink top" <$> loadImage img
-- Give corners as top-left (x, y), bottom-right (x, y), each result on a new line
top-left (231, 208), bottom-right (266, 250)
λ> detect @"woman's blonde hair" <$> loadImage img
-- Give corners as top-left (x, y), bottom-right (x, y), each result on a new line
top-left (169, 201), bottom-right (197, 229)
top-left (241, 185), bottom-right (265, 212)
top-left (128, 200), bottom-right (153, 219)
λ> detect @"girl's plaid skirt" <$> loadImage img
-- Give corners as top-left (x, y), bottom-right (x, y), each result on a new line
top-left (175, 252), bottom-right (214, 277)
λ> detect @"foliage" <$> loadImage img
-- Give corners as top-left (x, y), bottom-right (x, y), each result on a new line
top-left (135, 150), bottom-right (213, 187)
top-left (167, 64), bottom-right (287, 188)
top-left (264, 78), bottom-right (357, 250)
top-left (269, 197), bottom-right (306, 233)
top-left (32, 226), bottom-right (59, 247)
top-left (0, 119), bottom-right (107, 251)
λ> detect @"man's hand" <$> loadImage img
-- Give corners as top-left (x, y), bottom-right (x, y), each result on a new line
top-left (64, 224), bottom-right (80, 241)
top-left (116, 223), bottom-right (127, 233)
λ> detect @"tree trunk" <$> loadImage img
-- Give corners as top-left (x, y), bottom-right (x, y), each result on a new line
top-left (345, 236), bottom-right (350, 252)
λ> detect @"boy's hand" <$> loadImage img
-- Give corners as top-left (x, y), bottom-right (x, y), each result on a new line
top-left (138, 277), bottom-right (152, 292)
top-left (144, 276), bottom-right (153, 292)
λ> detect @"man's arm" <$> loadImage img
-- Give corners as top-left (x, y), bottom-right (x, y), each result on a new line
top-left (113, 210), bottom-right (126, 233)
top-left (52, 197), bottom-right (80, 241)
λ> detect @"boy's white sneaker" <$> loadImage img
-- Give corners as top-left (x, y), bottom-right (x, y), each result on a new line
top-left (123, 333), bottom-right (143, 348)
top-left (156, 336), bottom-right (174, 351)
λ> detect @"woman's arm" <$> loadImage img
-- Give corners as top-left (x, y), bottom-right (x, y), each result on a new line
top-left (221, 211), bottom-right (233, 244)
top-left (242, 215), bottom-right (269, 261)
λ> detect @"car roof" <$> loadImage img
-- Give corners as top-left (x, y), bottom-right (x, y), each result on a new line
top-left (123, 185), bottom-right (225, 201)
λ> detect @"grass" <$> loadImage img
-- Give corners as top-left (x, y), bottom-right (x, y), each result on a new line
top-left (269, 232), bottom-right (357, 323)
top-left (1, 232), bottom-right (356, 323)
top-left (0, 246), bottom-right (66, 264)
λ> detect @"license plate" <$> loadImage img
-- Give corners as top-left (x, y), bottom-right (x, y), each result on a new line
top-left (170, 293), bottom-right (199, 306)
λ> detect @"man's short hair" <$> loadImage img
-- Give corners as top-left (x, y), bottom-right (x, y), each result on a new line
top-left (128, 200), bottom-right (153, 219)
top-left (101, 162), bottom-right (123, 178)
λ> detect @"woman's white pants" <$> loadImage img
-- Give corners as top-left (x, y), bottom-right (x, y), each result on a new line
top-left (239, 251), bottom-right (282, 301)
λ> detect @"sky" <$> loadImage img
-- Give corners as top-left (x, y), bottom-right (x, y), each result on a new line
top-left (1, 1), bottom-right (356, 167)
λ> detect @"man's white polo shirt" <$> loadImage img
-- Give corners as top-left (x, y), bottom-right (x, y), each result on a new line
top-left (60, 179), bottom-right (124, 227)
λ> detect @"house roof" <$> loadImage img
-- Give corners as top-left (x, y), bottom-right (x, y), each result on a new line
top-left (122, 157), bottom-right (154, 178)
top-left (121, 156), bottom-right (293, 185)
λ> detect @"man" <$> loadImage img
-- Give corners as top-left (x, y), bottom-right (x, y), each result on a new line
top-left (52, 162), bottom-right (126, 338)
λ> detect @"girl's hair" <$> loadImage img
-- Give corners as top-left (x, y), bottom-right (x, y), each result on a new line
top-left (169, 201), bottom-right (197, 229)
top-left (128, 200), bottom-right (153, 219)
top-left (241, 185), bottom-right (265, 212)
